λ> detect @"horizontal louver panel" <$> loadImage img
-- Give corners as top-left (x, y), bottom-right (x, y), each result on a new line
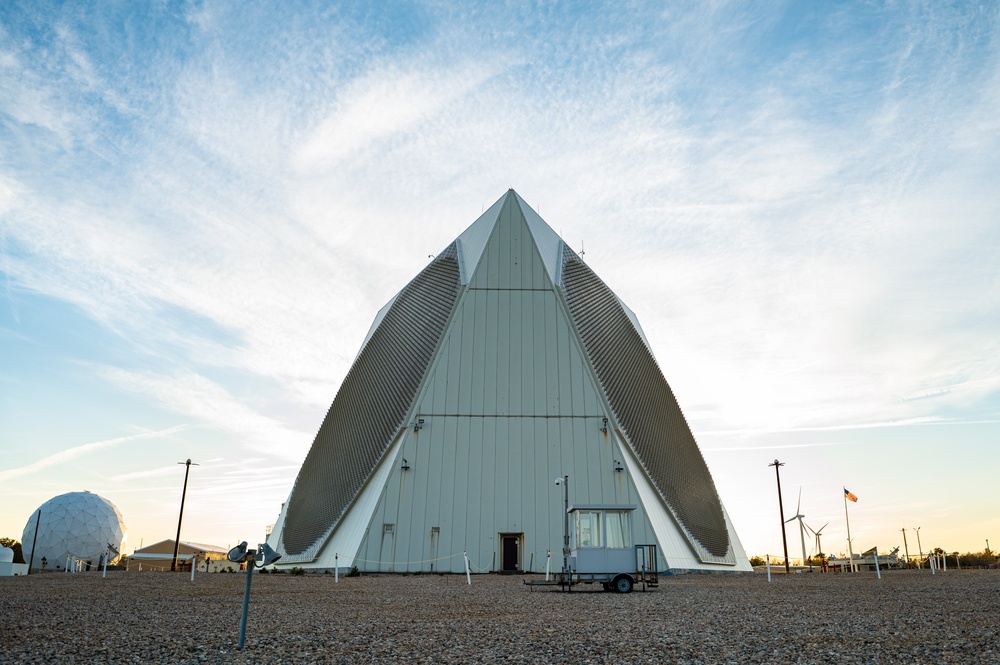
top-left (282, 244), bottom-right (461, 556)
top-left (560, 245), bottom-right (731, 561)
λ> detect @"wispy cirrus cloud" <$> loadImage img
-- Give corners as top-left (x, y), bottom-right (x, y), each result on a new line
top-left (0, 425), bottom-right (194, 482)
top-left (97, 367), bottom-right (310, 459)
top-left (2, 3), bottom-right (997, 437)
top-left (0, 1), bottom-right (997, 553)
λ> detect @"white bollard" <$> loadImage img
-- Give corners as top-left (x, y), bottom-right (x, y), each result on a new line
top-left (766, 554), bottom-right (771, 582)
top-left (191, 555), bottom-right (196, 582)
top-left (335, 553), bottom-right (339, 583)
top-left (873, 550), bottom-right (881, 580)
top-left (464, 551), bottom-right (471, 585)
top-left (545, 550), bottom-right (551, 581)
top-left (930, 553), bottom-right (936, 575)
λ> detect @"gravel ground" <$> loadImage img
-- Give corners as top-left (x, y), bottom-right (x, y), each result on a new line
top-left (1, 569), bottom-right (998, 664)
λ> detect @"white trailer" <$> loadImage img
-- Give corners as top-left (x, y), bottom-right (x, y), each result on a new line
top-left (526, 504), bottom-right (659, 593)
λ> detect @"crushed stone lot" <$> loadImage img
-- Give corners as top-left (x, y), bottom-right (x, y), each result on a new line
top-left (1, 570), bottom-right (998, 664)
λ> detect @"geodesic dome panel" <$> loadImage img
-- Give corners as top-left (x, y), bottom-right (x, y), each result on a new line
top-left (21, 491), bottom-right (127, 570)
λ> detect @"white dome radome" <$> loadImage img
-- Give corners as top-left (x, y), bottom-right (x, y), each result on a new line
top-left (21, 492), bottom-right (127, 570)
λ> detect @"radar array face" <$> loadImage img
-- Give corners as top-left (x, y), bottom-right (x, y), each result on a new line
top-left (271, 190), bottom-right (749, 572)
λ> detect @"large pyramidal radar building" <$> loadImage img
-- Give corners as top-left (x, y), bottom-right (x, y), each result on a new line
top-left (268, 190), bottom-right (750, 573)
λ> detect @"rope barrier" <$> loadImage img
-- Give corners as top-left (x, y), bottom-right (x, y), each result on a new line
top-left (467, 555), bottom-right (493, 572)
top-left (348, 551), bottom-right (466, 566)
top-left (345, 550), bottom-right (498, 571)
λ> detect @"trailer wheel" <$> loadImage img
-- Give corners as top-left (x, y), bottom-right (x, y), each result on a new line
top-left (613, 575), bottom-right (634, 594)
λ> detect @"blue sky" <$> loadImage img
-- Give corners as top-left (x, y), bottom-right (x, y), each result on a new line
top-left (2, 1), bottom-right (998, 561)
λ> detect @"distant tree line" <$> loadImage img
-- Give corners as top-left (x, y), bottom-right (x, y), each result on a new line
top-left (748, 549), bottom-right (998, 569)
top-left (934, 549), bottom-right (998, 569)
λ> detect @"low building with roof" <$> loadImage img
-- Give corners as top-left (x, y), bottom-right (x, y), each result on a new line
top-left (129, 539), bottom-right (231, 572)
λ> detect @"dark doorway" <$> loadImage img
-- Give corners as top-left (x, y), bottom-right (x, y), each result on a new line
top-left (500, 533), bottom-right (522, 572)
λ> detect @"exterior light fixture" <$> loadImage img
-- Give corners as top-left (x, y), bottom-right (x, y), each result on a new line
top-left (228, 541), bottom-right (282, 649)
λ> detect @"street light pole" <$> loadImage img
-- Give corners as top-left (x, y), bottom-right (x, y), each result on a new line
top-left (171, 459), bottom-right (198, 572)
top-left (901, 528), bottom-right (910, 568)
top-left (768, 459), bottom-right (790, 574)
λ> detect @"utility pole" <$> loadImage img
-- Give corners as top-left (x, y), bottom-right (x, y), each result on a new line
top-left (171, 459), bottom-right (198, 572)
top-left (901, 527), bottom-right (910, 568)
top-left (26, 510), bottom-right (41, 575)
top-left (768, 459), bottom-right (790, 574)
top-left (914, 527), bottom-right (923, 570)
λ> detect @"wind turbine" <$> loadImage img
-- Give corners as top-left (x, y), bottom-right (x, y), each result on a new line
top-left (784, 487), bottom-right (810, 570)
top-left (805, 521), bottom-right (829, 563)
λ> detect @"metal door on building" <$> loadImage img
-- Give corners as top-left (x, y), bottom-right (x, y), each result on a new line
top-left (500, 533), bottom-right (522, 572)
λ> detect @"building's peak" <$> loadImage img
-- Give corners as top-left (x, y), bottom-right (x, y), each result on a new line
top-left (455, 190), bottom-right (565, 286)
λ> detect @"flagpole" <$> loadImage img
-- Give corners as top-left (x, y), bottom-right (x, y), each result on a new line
top-left (843, 487), bottom-right (856, 573)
